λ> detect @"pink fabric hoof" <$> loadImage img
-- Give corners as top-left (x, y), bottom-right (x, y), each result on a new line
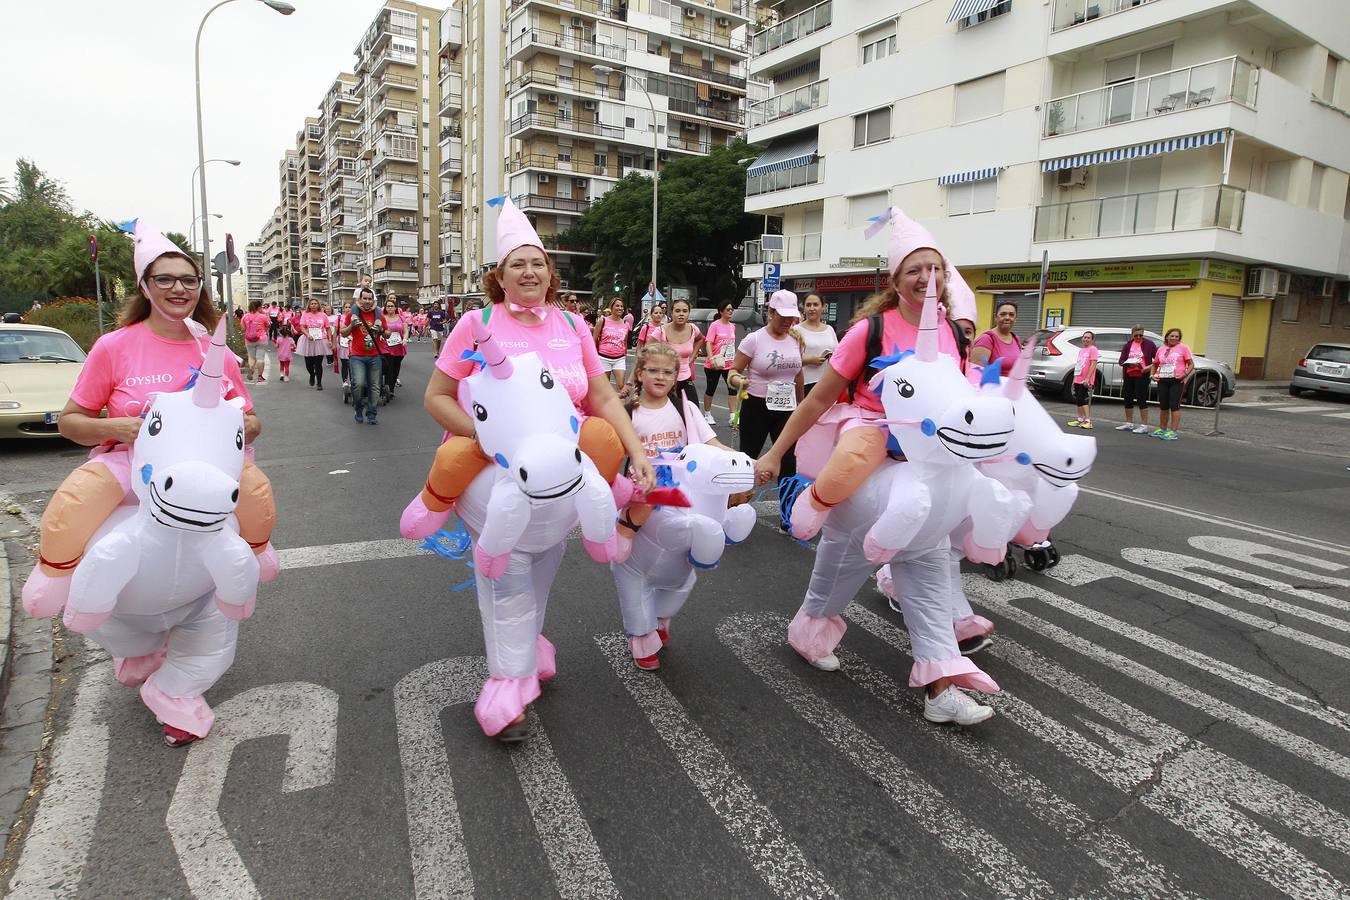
top-left (583, 534), bottom-right (618, 564)
top-left (787, 607), bottom-right (847, 664)
top-left (789, 491), bottom-right (830, 540)
top-left (628, 631), bottom-right (662, 660)
top-left (113, 646), bottom-right (168, 687)
top-left (63, 608), bottom-right (111, 634)
top-left (910, 655), bottom-right (1001, 695)
top-left (400, 494), bottom-right (451, 540)
top-left (254, 543), bottom-right (280, 583)
top-left (140, 679), bottom-right (214, 738)
top-left (954, 615), bottom-right (995, 643)
top-left (874, 566), bottom-right (895, 600)
top-left (1014, 524), bottom-right (1051, 546)
top-left (962, 533), bottom-right (1006, 566)
top-left (862, 532), bottom-right (899, 566)
top-left (21, 569), bottom-right (72, 619)
top-left (536, 635), bottom-right (557, 682)
top-left (474, 544), bottom-right (510, 580)
top-left (215, 594), bottom-right (256, 621)
top-left (474, 675), bottom-right (541, 737)
top-left (610, 474), bottom-right (636, 510)
top-left (612, 531), bottom-right (634, 565)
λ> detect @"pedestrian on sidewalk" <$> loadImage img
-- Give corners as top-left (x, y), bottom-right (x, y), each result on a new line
top-left (703, 301), bottom-right (740, 426)
top-left (1116, 325), bottom-right (1157, 433)
top-left (274, 325), bottom-right (295, 383)
top-left (342, 289), bottom-right (386, 425)
top-left (970, 300), bottom-right (1022, 374)
top-left (1068, 330), bottom-right (1099, 429)
top-left (240, 300), bottom-right (269, 383)
top-left (1152, 328), bottom-right (1194, 440)
top-left (378, 296), bottom-right (407, 402)
top-left (297, 299), bottom-right (330, 390)
top-left (592, 296), bottom-right (631, 395)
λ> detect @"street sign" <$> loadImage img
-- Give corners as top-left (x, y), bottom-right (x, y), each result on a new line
top-left (762, 262), bottom-right (781, 292)
top-left (226, 233), bottom-right (237, 266)
top-left (1045, 308), bottom-right (1064, 329)
top-left (835, 256), bottom-right (886, 268)
top-left (213, 250), bottom-right (241, 275)
top-left (87, 235), bottom-right (98, 261)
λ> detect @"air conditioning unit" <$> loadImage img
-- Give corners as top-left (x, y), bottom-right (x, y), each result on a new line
top-left (1055, 166), bottom-right (1086, 188)
top-left (544, 93), bottom-right (558, 103)
top-left (684, 8), bottom-right (698, 18)
top-left (583, 100), bottom-right (598, 110)
top-left (682, 120), bottom-right (699, 130)
top-left (571, 16), bottom-right (583, 26)
top-left (537, 173), bottom-right (551, 184)
top-left (1243, 266), bottom-right (1281, 298)
top-left (1314, 276), bottom-right (1336, 298)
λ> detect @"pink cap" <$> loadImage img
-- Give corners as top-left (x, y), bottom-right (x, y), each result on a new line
top-left (768, 290), bottom-right (801, 319)
top-left (946, 266), bottom-right (977, 323)
top-left (863, 207), bottom-right (943, 279)
top-left (493, 196), bottom-right (545, 265)
top-left (132, 220), bottom-right (192, 285)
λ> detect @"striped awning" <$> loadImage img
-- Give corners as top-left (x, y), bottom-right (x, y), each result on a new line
top-left (1041, 130), bottom-right (1227, 172)
top-left (938, 167), bottom-right (1000, 185)
top-left (746, 132), bottom-right (819, 177)
top-left (948, 0), bottom-right (1002, 22)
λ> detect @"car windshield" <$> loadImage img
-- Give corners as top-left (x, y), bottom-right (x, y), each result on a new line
top-left (0, 329), bottom-right (87, 363)
top-left (1308, 345), bottom-right (1350, 364)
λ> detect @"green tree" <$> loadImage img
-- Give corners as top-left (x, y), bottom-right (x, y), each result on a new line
top-left (561, 138), bottom-right (762, 305)
top-left (0, 176), bottom-right (11, 205)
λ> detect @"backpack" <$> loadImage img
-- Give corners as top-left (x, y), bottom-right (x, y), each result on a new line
top-left (846, 314), bottom-right (969, 402)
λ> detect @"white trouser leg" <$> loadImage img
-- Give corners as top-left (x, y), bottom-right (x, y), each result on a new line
top-left (802, 524), bottom-right (875, 619)
top-left (146, 595), bottom-right (239, 700)
top-left (890, 546), bottom-right (960, 665)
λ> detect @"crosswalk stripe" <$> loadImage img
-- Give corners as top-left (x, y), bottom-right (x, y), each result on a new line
top-left (1324, 411), bottom-right (1350, 419)
top-left (1272, 405), bottom-right (1338, 413)
top-left (1189, 536), bottom-right (1350, 586)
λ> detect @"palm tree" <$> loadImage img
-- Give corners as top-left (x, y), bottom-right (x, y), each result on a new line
top-left (0, 176), bottom-right (11, 205)
top-left (13, 159), bottom-right (70, 210)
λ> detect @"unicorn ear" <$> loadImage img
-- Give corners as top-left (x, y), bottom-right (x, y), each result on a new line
top-left (867, 371), bottom-right (886, 393)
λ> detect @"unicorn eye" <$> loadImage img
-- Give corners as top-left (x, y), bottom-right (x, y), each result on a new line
top-left (148, 412), bottom-right (163, 436)
top-left (473, 403), bottom-right (488, 421)
top-left (894, 378), bottom-right (915, 398)
top-left (235, 428), bottom-right (244, 450)
top-left (539, 369), bottom-right (555, 389)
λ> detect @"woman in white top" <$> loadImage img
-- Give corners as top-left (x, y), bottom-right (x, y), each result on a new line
top-left (729, 290), bottom-right (804, 486)
top-left (795, 293), bottom-right (838, 391)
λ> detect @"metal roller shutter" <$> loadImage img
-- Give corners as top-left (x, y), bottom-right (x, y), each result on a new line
top-left (1069, 291), bottom-right (1166, 333)
top-left (1205, 294), bottom-right (1242, 367)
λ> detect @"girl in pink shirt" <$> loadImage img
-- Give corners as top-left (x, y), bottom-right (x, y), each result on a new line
top-left (296, 299), bottom-right (331, 390)
top-left (1067, 331), bottom-right (1099, 428)
top-left (702, 301), bottom-right (738, 425)
top-left (591, 297), bottom-right (632, 393)
top-left (274, 327), bottom-right (296, 382)
top-left (650, 298), bottom-right (703, 409)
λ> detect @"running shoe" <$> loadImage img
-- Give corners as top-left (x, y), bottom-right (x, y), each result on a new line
top-left (1150, 428), bottom-right (1165, 438)
top-left (958, 635), bottom-right (993, 655)
top-left (355, 412), bottom-right (364, 423)
top-left (1161, 430), bottom-right (1178, 440)
top-left (809, 653), bottom-right (840, 672)
top-left (923, 686), bottom-right (994, 725)
top-left (1080, 421), bottom-right (1094, 429)
top-left (162, 724), bottom-right (201, 748)
top-left (634, 654), bottom-right (661, 671)
top-left (1132, 424), bottom-right (1150, 434)
top-left (498, 714), bottom-right (529, 743)
top-left (1115, 423), bottom-right (1133, 431)
top-left (1067, 419), bottom-right (1082, 427)
top-left (703, 410), bottom-right (716, 425)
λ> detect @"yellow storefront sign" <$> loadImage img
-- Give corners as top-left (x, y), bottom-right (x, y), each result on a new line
top-left (986, 259), bottom-right (1209, 287)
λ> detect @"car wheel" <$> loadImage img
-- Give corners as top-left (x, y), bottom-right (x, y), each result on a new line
top-left (1062, 374), bottom-right (1076, 402)
top-left (1288, 385), bottom-right (1301, 397)
top-left (1193, 373), bottom-right (1220, 408)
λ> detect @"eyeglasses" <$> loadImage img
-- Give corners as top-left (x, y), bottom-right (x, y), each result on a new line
top-left (642, 368), bottom-right (677, 378)
top-left (148, 274), bottom-right (202, 290)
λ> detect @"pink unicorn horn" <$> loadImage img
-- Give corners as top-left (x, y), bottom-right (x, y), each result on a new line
top-left (1003, 338), bottom-right (1038, 400)
top-left (193, 318), bottom-right (229, 408)
top-left (469, 313), bottom-right (514, 380)
top-left (915, 265), bottom-right (941, 362)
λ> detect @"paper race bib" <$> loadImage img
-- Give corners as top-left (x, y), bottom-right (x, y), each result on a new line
top-left (339, 336), bottom-right (351, 349)
top-left (386, 332), bottom-right (403, 346)
top-left (307, 327), bottom-right (323, 341)
top-left (766, 380), bottom-right (797, 412)
top-left (1157, 363), bottom-right (1176, 378)
top-left (712, 344), bottom-right (735, 368)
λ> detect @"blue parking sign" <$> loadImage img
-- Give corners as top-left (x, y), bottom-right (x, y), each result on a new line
top-left (762, 262), bottom-right (781, 292)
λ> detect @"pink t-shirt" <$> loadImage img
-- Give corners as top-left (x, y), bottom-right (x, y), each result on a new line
top-left (1073, 344), bottom-right (1099, 384)
top-left (596, 317), bottom-right (631, 358)
top-left (274, 335), bottom-right (295, 362)
top-left (737, 328), bottom-right (803, 399)
top-left (631, 398), bottom-right (715, 457)
top-left (378, 315), bottom-right (407, 357)
top-left (437, 305), bottom-right (603, 408)
top-left (298, 311), bottom-right (329, 340)
top-left (704, 319), bottom-right (737, 369)
top-left (972, 329), bottom-right (1022, 374)
top-left (638, 321), bottom-right (663, 345)
top-left (829, 310), bottom-right (960, 415)
top-left (70, 322), bottom-right (252, 420)
top-left (241, 312), bottom-right (269, 343)
top-left (651, 324), bottom-right (702, 380)
top-left (1154, 342), bottom-right (1193, 379)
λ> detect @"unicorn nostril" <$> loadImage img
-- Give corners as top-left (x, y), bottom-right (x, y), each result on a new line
top-left (1067, 458), bottom-right (1073, 466)
top-left (164, 476), bottom-right (174, 491)
top-left (519, 467), bottom-right (528, 482)
top-left (231, 489), bottom-right (239, 503)
top-left (575, 448), bottom-right (582, 463)
top-left (964, 410), bottom-right (974, 425)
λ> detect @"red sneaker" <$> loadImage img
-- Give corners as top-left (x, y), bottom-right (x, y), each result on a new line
top-left (656, 628), bottom-right (670, 645)
top-left (633, 654), bottom-right (661, 671)
top-left (162, 724), bottom-right (201, 748)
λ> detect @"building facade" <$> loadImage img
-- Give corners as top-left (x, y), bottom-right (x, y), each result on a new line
top-left (245, 242), bottom-right (267, 303)
top-left (741, 0), bottom-right (1350, 379)
top-left (323, 73), bottom-right (365, 302)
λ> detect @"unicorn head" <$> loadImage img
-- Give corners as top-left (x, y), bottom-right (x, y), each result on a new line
top-left (131, 318), bottom-right (247, 532)
top-left (999, 341), bottom-right (1097, 487)
top-left (655, 443), bottom-right (756, 522)
top-left (460, 315), bottom-right (585, 503)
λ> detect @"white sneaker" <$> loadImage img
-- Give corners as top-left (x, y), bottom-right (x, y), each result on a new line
top-left (1115, 423), bottom-right (1133, 431)
top-left (1132, 424), bottom-right (1151, 434)
top-left (923, 686), bottom-right (994, 725)
top-left (809, 653), bottom-right (840, 672)
top-left (704, 410), bottom-right (716, 425)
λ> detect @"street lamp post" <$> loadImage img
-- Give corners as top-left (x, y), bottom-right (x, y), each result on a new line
top-left (593, 65), bottom-right (657, 302)
top-left (190, 158), bottom-right (240, 269)
top-left (189, 212), bottom-right (223, 256)
top-left (194, 0), bottom-right (294, 300)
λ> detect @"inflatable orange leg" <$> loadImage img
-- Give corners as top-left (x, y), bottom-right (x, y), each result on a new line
top-left (789, 427), bottom-right (889, 540)
top-left (578, 416), bottom-right (623, 483)
top-left (421, 437), bottom-right (492, 513)
top-left (235, 460), bottom-right (276, 554)
top-left (38, 461), bottom-right (126, 576)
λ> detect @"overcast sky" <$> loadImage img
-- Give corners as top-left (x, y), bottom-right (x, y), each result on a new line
top-left (0, 0), bottom-right (389, 257)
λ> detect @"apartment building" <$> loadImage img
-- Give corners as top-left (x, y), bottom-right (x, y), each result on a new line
top-left (295, 117), bottom-right (329, 303)
top-left (436, 6), bottom-right (466, 296)
top-left (742, 0), bottom-right (1350, 379)
top-left (323, 73), bottom-right (365, 301)
top-left (277, 150), bottom-right (303, 302)
top-left (259, 206), bottom-right (288, 305)
top-left (245, 242), bottom-right (267, 303)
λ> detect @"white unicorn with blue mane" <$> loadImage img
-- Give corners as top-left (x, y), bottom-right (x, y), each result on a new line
top-left (61, 319), bottom-right (261, 747)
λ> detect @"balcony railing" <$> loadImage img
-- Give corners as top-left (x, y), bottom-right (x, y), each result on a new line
top-left (668, 60), bottom-right (747, 91)
top-left (749, 79), bottom-right (828, 127)
top-left (669, 97), bottom-right (745, 125)
top-left (381, 71), bottom-right (418, 91)
top-left (743, 232), bottom-right (822, 265)
top-left (1052, 0), bottom-right (1160, 33)
top-left (439, 157), bottom-right (464, 176)
top-left (752, 0), bottom-right (831, 56)
top-left (746, 158), bottom-right (823, 197)
top-left (440, 252), bottom-right (464, 267)
top-left (1044, 56), bottom-right (1257, 136)
top-left (438, 191), bottom-right (463, 207)
top-left (373, 49), bottom-right (417, 71)
top-left (1033, 183), bottom-right (1245, 241)
top-left (539, 233), bottom-right (594, 254)
top-left (667, 134), bottom-right (712, 153)
top-left (510, 111), bottom-right (625, 140)
top-left (670, 20), bottom-right (748, 54)
top-left (507, 0), bottom-right (628, 23)
top-left (516, 193), bottom-right (592, 214)
top-left (375, 214), bottom-right (418, 233)
top-left (372, 172), bottom-right (419, 192)
top-left (510, 28), bottom-right (627, 62)
top-left (509, 69), bottom-right (625, 101)
top-left (507, 152), bottom-right (615, 177)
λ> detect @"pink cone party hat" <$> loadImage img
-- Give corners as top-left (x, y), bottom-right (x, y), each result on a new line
top-left (129, 220), bottom-right (191, 285)
top-left (946, 265), bottom-right (978, 324)
top-left (863, 207), bottom-right (943, 279)
top-left (489, 195), bottom-right (545, 264)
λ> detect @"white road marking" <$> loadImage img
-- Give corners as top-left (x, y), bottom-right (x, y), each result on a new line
top-left (1189, 535), bottom-right (1349, 586)
top-left (165, 682), bottom-right (339, 900)
top-left (6, 653), bottom-right (114, 900)
top-left (1079, 486), bottom-right (1350, 558)
top-left (1324, 411), bottom-right (1350, 419)
top-left (718, 613), bottom-right (1058, 900)
top-left (594, 633), bottom-right (838, 900)
top-left (394, 656), bottom-right (616, 900)
top-left (1128, 546), bottom-right (1350, 615)
top-left (327, 469), bottom-right (350, 475)
top-left (1272, 405), bottom-right (1339, 413)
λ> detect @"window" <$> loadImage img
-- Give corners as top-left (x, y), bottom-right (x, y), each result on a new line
top-left (957, 0), bottom-right (1011, 29)
top-left (947, 178), bottom-right (997, 215)
top-left (1263, 159), bottom-right (1292, 202)
top-left (1280, 295), bottom-right (1300, 323)
top-left (853, 107), bottom-right (892, 147)
top-left (594, 153), bottom-right (608, 169)
top-left (557, 149), bottom-right (571, 162)
top-left (849, 191), bottom-right (889, 228)
top-left (1320, 298), bottom-right (1334, 326)
top-left (859, 21), bottom-right (896, 65)
top-left (954, 72), bottom-right (1005, 123)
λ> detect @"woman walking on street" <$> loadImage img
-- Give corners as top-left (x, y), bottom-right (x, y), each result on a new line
top-left (729, 290), bottom-right (804, 487)
top-left (654, 298), bottom-right (704, 409)
top-left (240, 300), bottom-right (270, 383)
top-left (297, 299), bottom-right (330, 390)
top-left (970, 300), bottom-right (1022, 374)
top-left (1117, 325), bottom-right (1157, 433)
top-left (1067, 330), bottom-right (1098, 429)
top-left (796, 292), bottom-right (838, 395)
top-left (336, 301), bottom-right (353, 387)
top-left (702, 301), bottom-right (738, 425)
top-left (592, 297), bottom-right (631, 394)
top-left (379, 297), bottom-right (408, 402)
top-left (637, 303), bottom-right (665, 351)
top-left (341, 289), bottom-right (386, 425)
top-left (1152, 327), bottom-right (1194, 440)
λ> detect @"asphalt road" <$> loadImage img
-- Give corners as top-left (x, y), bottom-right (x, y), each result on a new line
top-left (2, 340), bottom-right (1348, 899)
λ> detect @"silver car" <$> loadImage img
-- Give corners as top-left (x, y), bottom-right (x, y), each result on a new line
top-left (1289, 343), bottom-right (1350, 398)
top-left (1026, 326), bottom-right (1236, 408)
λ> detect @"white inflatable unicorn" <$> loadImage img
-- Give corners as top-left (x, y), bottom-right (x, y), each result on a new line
top-left (61, 319), bottom-right (260, 747)
top-left (612, 443), bottom-right (756, 665)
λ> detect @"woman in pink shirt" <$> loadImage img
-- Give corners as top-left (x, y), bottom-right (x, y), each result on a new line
top-left (651, 298), bottom-right (703, 409)
top-left (701, 301), bottom-right (738, 426)
top-left (296, 299), bottom-right (331, 390)
top-left (377, 297), bottom-right (408, 402)
top-left (1067, 330), bottom-right (1099, 429)
top-left (591, 297), bottom-right (632, 393)
top-left (1151, 327), bottom-right (1195, 440)
top-left (240, 300), bottom-right (270, 383)
top-left (969, 300), bottom-right (1022, 374)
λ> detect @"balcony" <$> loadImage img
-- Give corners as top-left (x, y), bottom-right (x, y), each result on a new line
top-left (439, 251), bottom-right (464, 267)
top-left (742, 232), bottom-right (822, 265)
top-left (1052, 0), bottom-right (1159, 33)
top-left (1044, 57), bottom-right (1257, 137)
top-left (667, 133), bottom-right (713, 154)
top-left (438, 190), bottom-right (463, 208)
top-left (375, 94), bottom-right (419, 117)
top-left (373, 264), bottom-right (420, 282)
top-left (751, 0), bottom-right (830, 57)
top-left (507, 152), bottom-right (615, 177)
top-left (331, 252), bottom-right (363, 272)
top-left (372, 172), bottom-right (419, 192)
top-left (439, 7), bottom-right (463, 51)
top-left (669, 97), bottom-right (744, 126)
top-left (507, 0), bottom-right (628, 23)
top-left (1034, 184), bottom-right (1244, 242)
top-left (746, 158), bottom-right (822, 197)
top-left (749, 79), bottom-right (827, 128)
top-left (373, 192), bottom-right (418, 214)
top-left (540, 233), bottom-right (595, 255)
top-left (670, 20), bottom-right (748, 55)
top-left (668, 60), bottom-right (747, 92)
top-left (373, 49), bottom-right (417, 74)
top-left (439, 156), bottom-right (464, 176)
top-left (374, 144), bottom-right (417, 167)
top-left (381, 71), bottom-right (418, 92)
top-left (375, 213), bottom-right (418, 234)
top-left (509, 69), bottom-right (625, 102)
top-left (510, 110), bottom-right (624, 141)
top-left (509, 28), bottom-right (627, 63)
top-left (516, 193), bottom-right (592, 215)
